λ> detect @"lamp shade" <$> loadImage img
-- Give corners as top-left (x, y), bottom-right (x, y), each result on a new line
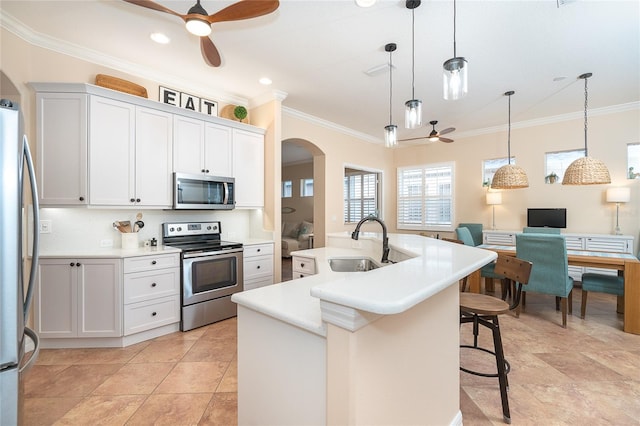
top-left (606, 187), bottom-right (630, 203)
top-left (486, 191), bottom-right (502, 205)
top-left (491, 164), bottom-right (529, 189)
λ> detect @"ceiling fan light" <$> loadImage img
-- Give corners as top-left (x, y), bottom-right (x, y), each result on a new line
top-left (186, 18), bottom-right (211, 36)
top-left (491, 164), bottom-right (529, 189)
top-left (404, 99), bottom-right (422, 129)
top-left (384, 124), bottom-right (398, 148)
top-left (443, 57), bottom-right (468, 100)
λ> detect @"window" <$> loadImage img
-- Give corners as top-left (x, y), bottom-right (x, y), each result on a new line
top-left (397, 162), bottom-right (454, 231)
top-left (483, 157), bottom-right (514, 187)
top-left (344, 168), bottom-right (381, 223)
top-left (300, 178), bottom-right (314, 197)
top-left (628, 143), bottom-right (640, 179)
top-left (545, 149), bottom-right (585, 183)
top-left (281, 180), bottom-right (292, 198)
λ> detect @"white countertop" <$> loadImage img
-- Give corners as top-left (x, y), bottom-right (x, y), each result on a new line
top-left (232, 232), bottom-right (496, 336)
top-left (39, 245), bottom-right (182, 258)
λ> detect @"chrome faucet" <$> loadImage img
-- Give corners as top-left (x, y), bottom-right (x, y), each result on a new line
top-left (351, 215), bottom-right (390, 263)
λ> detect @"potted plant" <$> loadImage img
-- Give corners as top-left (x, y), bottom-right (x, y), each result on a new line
top-left (545, 172), bottom-right (558, 184)
top-left (233, 105), bottom-right (248, 123)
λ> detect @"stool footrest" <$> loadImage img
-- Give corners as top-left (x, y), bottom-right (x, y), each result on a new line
top-left (460, 344), bottom-right (511, 377)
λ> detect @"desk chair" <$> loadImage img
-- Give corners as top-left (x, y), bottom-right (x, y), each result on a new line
top-left (460, 255), bottom-right (533, 424)
top-left (457, 227), bottom-right (508, 298)
top-left (523, 227), bottom-right (561, 234)
top-left (515, 234), bottom-right (574, 327)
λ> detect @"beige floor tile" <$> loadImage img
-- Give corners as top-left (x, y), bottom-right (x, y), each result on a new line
top-left (181, 338), bottom-right (237, 363)
top-left (54, 395), bottom-right (146, 426)
top-left (92, 362), bottom-right (174, 395)
top-left (216, 358), bottom-right (237, 393)
top-left (154, 361), bottom-right (228, 394)
top-left (534, 352), bottom-right (625, 382)
top-left (125, 393), bottom-right (212, 426)
top-left (199, 392), bottom-right (237, 426)
top-left (129, 339), bottom-right (196, 363)
top-left (25, 364), bottom-right (123, 398)
top-left (21, 397), bottom-right (83, 426)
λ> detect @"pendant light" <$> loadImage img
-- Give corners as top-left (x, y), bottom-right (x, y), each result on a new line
top-left (491, 91), bottom-right (529, 189)
top-left (443, 0), bottom-right (467, 100)
top-left (384, 43), bottom-right (398, 148)
top-left (405, 0), bottom-right (422, 129)
top-left (562, 73), bottom-right (611, 185)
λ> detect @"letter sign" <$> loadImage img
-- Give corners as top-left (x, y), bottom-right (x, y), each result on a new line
top-left (159, 86), bottom-right (218, 117)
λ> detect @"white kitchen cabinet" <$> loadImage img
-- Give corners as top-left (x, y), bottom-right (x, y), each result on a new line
top-left (35, 258), bottom-right (122, 338)
top-left (292, 255), bottom-right (316, 279)
top-left (89, 96), bottom-right (173, 207)
top-left (123, 253), bottom-right (180, 336)
top-left (173, 115), bottom-right (232, 177)
top-left (36, 92), bottom-right (88, 205)
top-left (232, 129), bottom-right (264, 208)
top-left (243, 243), bottom-right (274, 290)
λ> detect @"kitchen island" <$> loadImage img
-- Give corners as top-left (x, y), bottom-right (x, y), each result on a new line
top-left (232, 232), bottom-right (496, 426)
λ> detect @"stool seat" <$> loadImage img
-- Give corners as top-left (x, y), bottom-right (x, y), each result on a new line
top-left (460, 293), bottom-right (510, 316)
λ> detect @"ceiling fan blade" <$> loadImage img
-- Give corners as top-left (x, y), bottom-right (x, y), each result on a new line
top-left (206, 0), bottom-right (280, 24)
top-left (201, 36), bottom-right (221, 67)
top-left (438, 127), bottom-right (456, 136)
top-left (122, 0), bottom-right (186, 20)
top-left (439, 137), bottom-right (455, 143)
top-left (398, 136), bottom-right (429, 142)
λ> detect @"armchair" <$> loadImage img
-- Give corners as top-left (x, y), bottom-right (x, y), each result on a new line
top-left (515, 234), bottom-right (574, 327)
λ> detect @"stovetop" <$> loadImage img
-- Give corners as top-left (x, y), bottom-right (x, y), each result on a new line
top-left (162, 221), bottom-right (242, 253)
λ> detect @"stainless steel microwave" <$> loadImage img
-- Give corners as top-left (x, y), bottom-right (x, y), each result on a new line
top-left (173, 173), bottom-right (235, 210)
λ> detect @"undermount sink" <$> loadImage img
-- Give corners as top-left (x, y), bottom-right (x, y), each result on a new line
top-left (328, 257), bottom-right (381, 272)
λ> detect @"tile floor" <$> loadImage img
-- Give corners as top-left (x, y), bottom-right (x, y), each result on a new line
top-left (23, 281), bottom-right (640, 425)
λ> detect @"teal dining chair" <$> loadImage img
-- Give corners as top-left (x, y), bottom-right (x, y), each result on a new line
top-left (458, 223), bottom-right (483, 246)
top-left (523, 227), bottom-right (561, 234)
top-left (515, 233), bottom-right (575, 328)
top-left (456, 227), bottom-right (508, 298)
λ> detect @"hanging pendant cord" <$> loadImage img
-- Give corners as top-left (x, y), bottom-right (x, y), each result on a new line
top-left (453, 0), bottom-right (457, 58)
top-left (507, 93), bottom-right (512, 164)
top-left (584, 76), bottom-right (589, 157)
top-left (411, 8), bottom-right (415, 99)
top-left (389, 49), bottom-right (393, 125)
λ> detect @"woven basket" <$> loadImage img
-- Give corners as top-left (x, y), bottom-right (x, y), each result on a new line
top-left (562, 156), bottom-right (611, 185)
top-left (491, 164), bottom-right (529, 189)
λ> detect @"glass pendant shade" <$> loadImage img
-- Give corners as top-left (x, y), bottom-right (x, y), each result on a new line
top-left (186, 19), bottom-right (211, 36)
top-left (404, 99), bottom-right (422, 129)
top-left (491, 164), bottom-right (529, 189)
top-left (562, 73), bottom-right (611, 185)
top-left (384, 124), bottom-right (398, 148)
top-left (443, 57), bottom-right (468, 100)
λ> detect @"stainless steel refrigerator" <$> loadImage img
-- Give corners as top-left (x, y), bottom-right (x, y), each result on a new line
top-left (0, 99), bottom-right (40, 425)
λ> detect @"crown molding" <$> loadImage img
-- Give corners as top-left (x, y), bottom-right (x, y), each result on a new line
top-left (0, 12), bottom-right (248, 107)
top-left (249, 89), bottom-right (289, 109)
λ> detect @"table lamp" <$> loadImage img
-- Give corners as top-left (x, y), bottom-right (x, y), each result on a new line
top-left (486, 191), bottom-right (502, 230)
top-left (606, 187), bottom-right (630, 235)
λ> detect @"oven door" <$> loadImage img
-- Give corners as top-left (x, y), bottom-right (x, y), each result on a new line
top-left (182, 248), bottom-right (243, 306)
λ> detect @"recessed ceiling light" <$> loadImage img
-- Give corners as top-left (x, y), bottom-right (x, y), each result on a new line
top-left (259, 77), bottom-right (272, 86)
top-left (150, 32), bottom-right (170, 44)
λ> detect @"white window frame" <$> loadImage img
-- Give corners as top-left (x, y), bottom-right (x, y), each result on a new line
top-left (343, 166), bottom-right (382, 224)
top-left (397, 162), bottom-right (455, 232)
top-left (300, 178), bottom-right (314, 197)
top-left (628, 143), bottom-right (640, 179)
top-left (545, 149), bottom-right (586, 183)
top-left (483, 157), bottom-right (514, 187)
top-left (281, 180), bottom-right (292, 198)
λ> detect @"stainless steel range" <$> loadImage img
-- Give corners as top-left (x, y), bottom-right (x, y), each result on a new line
top-left (162, 221), bottom-right (243, 331)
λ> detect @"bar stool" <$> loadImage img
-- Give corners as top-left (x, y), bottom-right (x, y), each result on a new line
top-left (460, 255), bottom-right (533, 424)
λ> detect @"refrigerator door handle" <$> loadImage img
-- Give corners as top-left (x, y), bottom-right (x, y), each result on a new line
top-left (18, 327), bottom-right (39, 374)
top-left (22, 135), bottom-right (40, 321)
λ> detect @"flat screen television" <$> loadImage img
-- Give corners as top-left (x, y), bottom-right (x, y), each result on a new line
top-left (527, 208), bottom-right (567, 229)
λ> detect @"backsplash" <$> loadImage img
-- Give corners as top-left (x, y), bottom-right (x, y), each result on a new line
top-left (32, 207), bottom-right (271, 253)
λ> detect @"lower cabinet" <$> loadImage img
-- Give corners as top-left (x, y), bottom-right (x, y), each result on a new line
top-left (36, 258), bottom-right (122, 338)
top-left (123, 253), bottom-right (180, 336)
top-left (292, 255), bottom-right (316, 279)
top-left (243, 243), bottom-right (274, 290)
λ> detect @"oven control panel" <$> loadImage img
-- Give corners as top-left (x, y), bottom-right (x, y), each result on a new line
top-left (163, 221), bottom-right (221, 237)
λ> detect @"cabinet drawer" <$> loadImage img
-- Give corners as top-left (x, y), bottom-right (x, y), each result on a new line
top-left (244, 243), bottom-right (274, 257)
top-left (564, 237), bottom-right (583, 250)
top-left (124, 253), bottom-right (180, 273)
top-left (293, 272), bottom-right (314, 280)
top-left (123, 295), bottom-right (180, 336)
top-left (484, 233), bottom-right (515, 245)
top-left (244, 276), bottom-right (273, 291)
top-left (585, 238), bottom-right (630, 253)
top-left (292, 256), bottom-right (315, 274)
top-left (124, 268), bottom-right (180, 304)
top-left (244, 256), bottom-right (273, 280)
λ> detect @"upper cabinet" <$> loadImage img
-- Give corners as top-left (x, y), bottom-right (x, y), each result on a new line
top-left (36, 92), bottom-right (89, 205)
top-left (173, 115), bottom-right (232, 177)
top-left (32, 82), bottom-right (264, 209)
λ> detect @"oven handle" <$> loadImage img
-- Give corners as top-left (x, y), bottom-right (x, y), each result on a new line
top-left (182, 247), bottom-right (243, 259)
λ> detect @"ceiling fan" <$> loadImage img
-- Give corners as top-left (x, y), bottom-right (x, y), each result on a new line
top-left (399, 120), bottom-right (456, 143)
top-left (123, 0), bottom-right (280, 67)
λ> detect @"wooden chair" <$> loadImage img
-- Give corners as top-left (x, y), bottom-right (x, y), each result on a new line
top-left (460, 255), bottom-right (533, 424)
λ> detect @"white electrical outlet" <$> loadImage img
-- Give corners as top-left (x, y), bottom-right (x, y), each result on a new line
top-left (100, 239), bottom-right (113, 248)
top-left (39, 220), bottom-right (52, 234)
